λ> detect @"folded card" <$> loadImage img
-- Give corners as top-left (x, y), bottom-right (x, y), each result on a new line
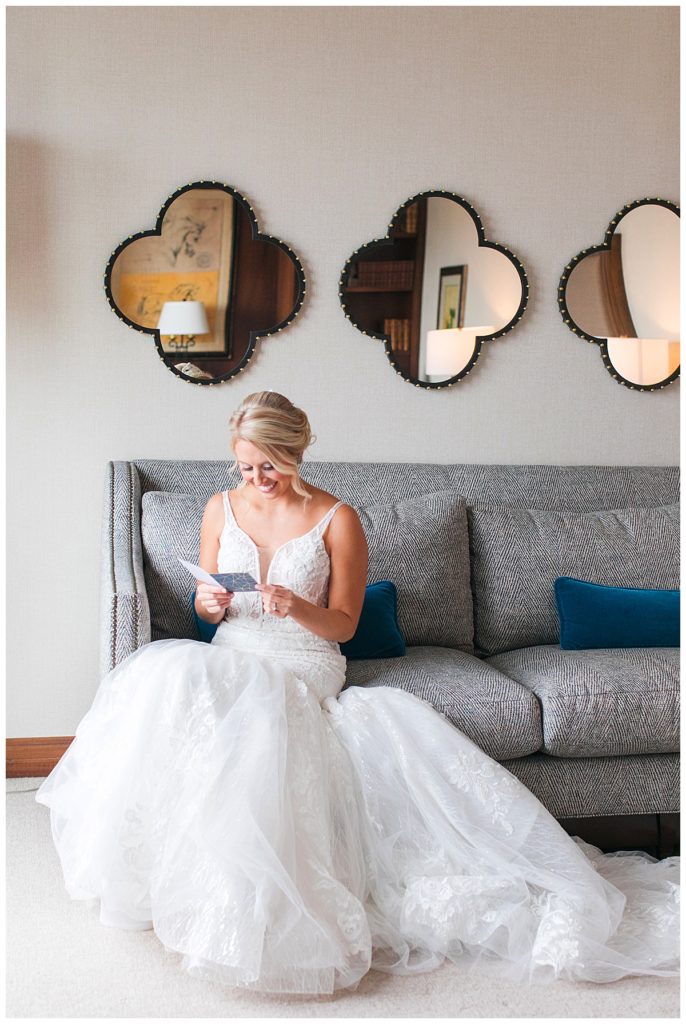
top-left (178, 558), bottom-right (259, 592)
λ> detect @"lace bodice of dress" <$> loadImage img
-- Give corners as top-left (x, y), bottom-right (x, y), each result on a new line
top-left (212, 491), bottom-right (344, 656)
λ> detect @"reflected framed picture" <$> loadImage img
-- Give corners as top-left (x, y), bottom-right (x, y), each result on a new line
top-left (437, 265), bottom-right (467, 330)
top-left (110, 189), bottom-right (237, 356)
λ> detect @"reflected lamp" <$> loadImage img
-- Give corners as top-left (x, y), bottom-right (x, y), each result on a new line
top-left (157, 301), bottom-right (210, 353)
top-left (425, 327), bottom-right (494, 378)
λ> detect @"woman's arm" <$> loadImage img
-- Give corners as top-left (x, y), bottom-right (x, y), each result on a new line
top-left (257, 504), bottom-right (368, 642)
top-left (194, 493), bottom-right (234, 624)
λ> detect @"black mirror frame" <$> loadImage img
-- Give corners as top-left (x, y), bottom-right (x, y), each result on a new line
top-left (104, 180), bottom-right (307, 386)
top-left (557, 197), bottom-right (680, 393)
top-left (338, 189), bottom-right (530, 389)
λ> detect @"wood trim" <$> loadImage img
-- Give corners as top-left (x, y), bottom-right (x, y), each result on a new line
top-left (6, 737), bottom-right (73, 778)
top-left (600, 234), bottom-right (637, 337)
top-left (408, 197), bottom-right (427, 381)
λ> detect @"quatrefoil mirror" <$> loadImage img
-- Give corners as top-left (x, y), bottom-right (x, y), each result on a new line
top-left (559, 198), bottom-right (680, 391)
top-left (105, 181), bottom-right (305, 385)
top-left (339, 190), bottom-right (529, 388)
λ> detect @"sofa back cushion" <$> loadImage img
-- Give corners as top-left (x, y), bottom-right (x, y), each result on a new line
top-left (141, 488), bottom-right (474, 651)
top-left (142, 492), bottom-right (206, 641)
top-left (469, 504), bottom-right (680, 656)
top-left (357, 491), bottom-right (473, 651)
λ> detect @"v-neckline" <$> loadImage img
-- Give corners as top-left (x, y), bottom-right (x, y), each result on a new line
top-left (224, 491), bottom-right (339, 584)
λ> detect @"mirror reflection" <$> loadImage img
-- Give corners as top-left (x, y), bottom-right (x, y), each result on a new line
top-left (105, 182), bottom-right (305, 384)
top-left (562, 200), bottom-right (679, 389)
top-left (340, 193), bottom-right (527, 387)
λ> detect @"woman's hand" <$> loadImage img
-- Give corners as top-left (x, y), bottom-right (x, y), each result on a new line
top-left (196, 582), bottom-right (234, 616)
top-left (256, 584), bottom-right (300, 619)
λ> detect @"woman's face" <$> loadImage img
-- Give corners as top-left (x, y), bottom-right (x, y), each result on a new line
top-left (234, 438), bottom-right (293, 500)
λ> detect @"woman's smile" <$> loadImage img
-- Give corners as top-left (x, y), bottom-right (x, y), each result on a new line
top-left (234, 438), bottom-right (292, 498)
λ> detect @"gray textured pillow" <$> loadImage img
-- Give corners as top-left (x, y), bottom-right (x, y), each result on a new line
top-left (468, 504), bottom-right (680, 656)
top-left (142, 488), bottom-right (474, 652)
top-left (142, 492), bottom-right (206, 641)
top-left (356, 491), bottom-right (473, 652)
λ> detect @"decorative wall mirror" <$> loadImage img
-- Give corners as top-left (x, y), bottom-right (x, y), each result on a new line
top-left (558, 198), bottom-right (679, 391)
top-left (104, 181), bottom-right (305, 385)
top-left (339, 190), bottom-right (529, 388)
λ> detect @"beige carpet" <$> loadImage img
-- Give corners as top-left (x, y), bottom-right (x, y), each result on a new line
top-left (7, 779), bottom-right (680, 1019)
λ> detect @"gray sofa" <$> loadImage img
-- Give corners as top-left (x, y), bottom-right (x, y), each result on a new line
top-left (101, 461), bottom-right (679, 850)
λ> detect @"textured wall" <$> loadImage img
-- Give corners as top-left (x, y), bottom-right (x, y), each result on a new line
top-left (7, 6), bottom-right (679, 735)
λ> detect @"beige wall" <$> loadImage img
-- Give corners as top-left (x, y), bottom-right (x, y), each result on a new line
top-left (7, 6), bottom-right (679, 736)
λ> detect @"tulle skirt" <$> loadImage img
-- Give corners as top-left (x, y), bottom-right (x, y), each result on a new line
top-left (36, 634), bottom-right (680, 993)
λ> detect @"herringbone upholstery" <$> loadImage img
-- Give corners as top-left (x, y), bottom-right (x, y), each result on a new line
top-left (469, 505), bottom-right (680, 656)
top-left (489, 645), bottom-right (680, 757)
top-left (345, 647), bottom-right (541, 759)
top-left (502, 752), bottom-right (680, 817)
top-left (132, 461), bottom-right (679, 510)
top-left (357, 492), bottom-right (472, 650)
top-left (141, 491), bottom-right (206, 642)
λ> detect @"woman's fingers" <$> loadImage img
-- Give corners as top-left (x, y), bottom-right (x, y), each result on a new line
top-left (197, 583), bottom-right (233, 611)
top-left (256, 584), bottom-right (293, 617)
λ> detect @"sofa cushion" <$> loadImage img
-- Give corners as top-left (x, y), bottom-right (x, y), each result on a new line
top-left (487, 645), bottom-right (680, 758)
top-left (356, 491), bottom-right (474, 652)
top-left (143, 489), bottom-right (474, 651)
top-left (345, 646), bottom-right (542, 759)
top-left (468, 504), bottom-right (679, 656)
top-left (142, 491), bottom-right (205, 640)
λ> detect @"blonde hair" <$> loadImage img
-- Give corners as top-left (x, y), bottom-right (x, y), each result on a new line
top-left (229, 391), bottom-right (314, 500)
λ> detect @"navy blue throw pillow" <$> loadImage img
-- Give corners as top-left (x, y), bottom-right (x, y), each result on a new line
top-left (191, 581), bottom-right (406, 659)
top-left (191, 593), bottom-right (220, 643)
top-left (554, 576), bottom-right (680, 650)
top-left (341, 581), bottom-right (406, 660)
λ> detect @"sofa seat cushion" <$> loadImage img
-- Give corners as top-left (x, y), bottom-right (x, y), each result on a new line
top-left (487, 645), bottom-right (680, 758)
top-left (344, 646), bottom-right (542, 760)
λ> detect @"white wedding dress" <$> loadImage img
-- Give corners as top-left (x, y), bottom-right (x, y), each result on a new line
top-left (36, 494), bottom-right (679, 993)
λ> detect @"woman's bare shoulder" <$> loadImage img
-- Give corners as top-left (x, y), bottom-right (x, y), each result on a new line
top-left (305, 485), bottom-right (351, 516)
top-left (202, 491), bottom-right (226, 521)
top-left (324, 500), bottom-right (367, 561)
top-left (321, 495), bottom-right (364, 538)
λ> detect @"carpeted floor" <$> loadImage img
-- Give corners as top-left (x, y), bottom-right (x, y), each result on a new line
top-left (7, 778), bottom-right (680, 1019)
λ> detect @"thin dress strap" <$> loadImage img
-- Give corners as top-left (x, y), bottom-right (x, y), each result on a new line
top-left (316, 501), bottom-right (345, 535)
top-left (222, 490), bottom-right (234, 528)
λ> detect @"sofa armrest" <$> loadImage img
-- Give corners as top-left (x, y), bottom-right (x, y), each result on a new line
top-left (99, 461), bottom-right (151, 677)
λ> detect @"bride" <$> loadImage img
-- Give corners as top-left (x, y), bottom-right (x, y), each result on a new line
top-left (36, 391), bottom-right (679, 994)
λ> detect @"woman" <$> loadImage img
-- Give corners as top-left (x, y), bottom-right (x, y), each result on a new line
top-left (37, 391), bottom-right (679, 994)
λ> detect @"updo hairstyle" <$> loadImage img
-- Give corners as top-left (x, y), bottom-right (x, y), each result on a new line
top-left (229, 391), bottom-right (314, 500)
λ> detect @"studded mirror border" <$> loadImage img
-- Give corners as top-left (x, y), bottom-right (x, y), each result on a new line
top-left (338, 189), bottom-right (530, 389)
top-left (557, 197), bottom-right (680, 393)
top-left (103, 180), bottom-right (307, 386)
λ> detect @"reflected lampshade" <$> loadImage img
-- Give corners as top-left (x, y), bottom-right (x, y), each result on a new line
top-left (157, 301), bottom-right (210, 336)
top-left (425, 327), bottom-right (494, 377)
